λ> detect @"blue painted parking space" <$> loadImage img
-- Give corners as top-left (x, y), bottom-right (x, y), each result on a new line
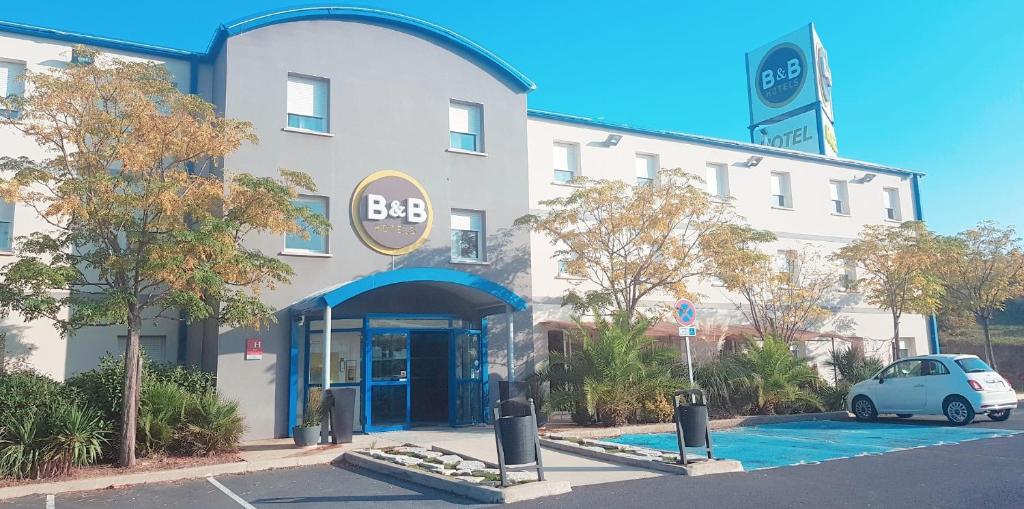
top-left (606, 420), bottom-right (1023, 470)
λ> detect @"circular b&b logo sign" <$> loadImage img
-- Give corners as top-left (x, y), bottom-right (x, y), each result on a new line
top-left (351, 170), bottom-right (434, 256)
top-left (755, 43), bottom-right (807, 108)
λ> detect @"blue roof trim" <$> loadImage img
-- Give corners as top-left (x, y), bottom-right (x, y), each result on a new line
top-left (528, 109), bottom-right (925, 178)
top-left (205, 6), bottom-right (535, 92)
top-left (292, 267), bottom-right (527, 313)
top-left (0, 20), bottom-right (201, 60)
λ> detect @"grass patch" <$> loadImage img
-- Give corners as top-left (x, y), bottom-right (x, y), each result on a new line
top-left (942, 324), bottom-right (1024, 345)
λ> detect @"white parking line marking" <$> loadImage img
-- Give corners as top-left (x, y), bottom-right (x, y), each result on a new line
top-left (207, 476), bottom-right (257, 509)
top-left (45, 494), bottom-right (55, 509)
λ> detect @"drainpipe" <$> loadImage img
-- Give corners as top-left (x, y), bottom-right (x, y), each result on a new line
top-left (506, 304), bottom-right (515, 382)
top-left (321, 304), bottom-right (332, 443)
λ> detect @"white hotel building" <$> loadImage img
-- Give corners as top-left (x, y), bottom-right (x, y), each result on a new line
top-left (0, 7), bottom-right (938, 438)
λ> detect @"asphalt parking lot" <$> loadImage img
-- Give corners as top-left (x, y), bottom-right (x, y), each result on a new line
top-left (4, 412), bottom-right (1022, 509)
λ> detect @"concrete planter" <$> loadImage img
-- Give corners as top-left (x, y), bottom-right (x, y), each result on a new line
top-left (292, 425), bottom-right (321, 447)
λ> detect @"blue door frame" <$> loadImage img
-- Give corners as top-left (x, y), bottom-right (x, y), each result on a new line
top-left (298, 313), bottom-right (488, 434)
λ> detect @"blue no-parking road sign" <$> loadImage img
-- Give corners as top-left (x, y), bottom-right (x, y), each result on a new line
top-left (673, 298), bottom-right (697, 326)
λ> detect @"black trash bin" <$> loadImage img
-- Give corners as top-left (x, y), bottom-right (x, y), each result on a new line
top-left (328, 387), bottom-right (357, 444)
top-left (497, 415), bottom-right (536, 465)
top-left (498, 381), bottom-right (530, 417)
top-left (676, 389), bottom-right (709, 448)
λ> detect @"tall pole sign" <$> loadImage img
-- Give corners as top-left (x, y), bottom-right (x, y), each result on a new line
top-left (673, 298), bottom-right (698, 384)
top-left (746, 23), bottom-right (838, 157)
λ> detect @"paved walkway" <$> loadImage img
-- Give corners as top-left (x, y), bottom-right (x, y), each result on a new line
top-left (372, 426), bottom-right (663, 486)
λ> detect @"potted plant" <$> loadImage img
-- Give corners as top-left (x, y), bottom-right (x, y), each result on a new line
top-left (293, 388), bottom-right (323, 447)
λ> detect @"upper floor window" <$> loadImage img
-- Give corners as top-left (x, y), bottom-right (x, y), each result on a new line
top-left (706, 163), bottom-right (730, 198)
top-left (883, 188), bottom-right (902, 221)
top-left (287, 74), bottom-right (329, 133)
top-left (839, 259), bottom-right (857, 291)
top-left (0, 60), bottom-right (26, 119)
top-left (829, 179), bottom-right (850, 215)
top-left (285, 196), bottom-right (329, 253)
top-left (770, 171), bottom-right (793, 208)
top-left (0, 200), bottom-right (13, 252)
top-left (451, 210), bottom-right (484, 262)
top-left (635, 154), bottom-right (657, 186)
top-left (775, 249), bottom-right (798, 283)
top-left (553, 142), bottom-right (579, 183)
top-left (449, 101), bottom-right (483, 152)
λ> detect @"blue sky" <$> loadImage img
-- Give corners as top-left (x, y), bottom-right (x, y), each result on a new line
top-left (3, 1), bottom-right (1021, 234)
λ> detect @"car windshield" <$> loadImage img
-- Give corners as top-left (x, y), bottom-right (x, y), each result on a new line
top-left (955, 357), bottom-right (993, 373)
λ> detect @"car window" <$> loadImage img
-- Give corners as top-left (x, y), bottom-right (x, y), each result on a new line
top-left (955, 357), bottom-right (992, 373)
top-left (883, 360), bottom-right (923, 378)
top-left (923, 360), bottom-right (949, 375)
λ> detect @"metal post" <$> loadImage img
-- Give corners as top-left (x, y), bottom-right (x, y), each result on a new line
top-left (506, 304), bottom-right (515, 382)
top-left (685, 336), bottom-right (694, 385)
top-left (321, 304), bottom-right (332, 444)
top-left (493, 405), bottom-right (508, 486)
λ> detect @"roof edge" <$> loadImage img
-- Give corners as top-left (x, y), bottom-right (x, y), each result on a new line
top-left (527, 109), bottom-right (925, 177)
top-left (0, 20), bottom-right (201, 60)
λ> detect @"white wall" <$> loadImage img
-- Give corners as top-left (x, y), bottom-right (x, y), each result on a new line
top-left (0, 32), bottom-right (191, 379)
top-left (525, 116), bottom-right (930, 368)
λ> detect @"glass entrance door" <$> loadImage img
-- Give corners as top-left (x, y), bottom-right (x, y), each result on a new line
top-left (451, 330), bottom-right (484, 425)
top-left (366, 331), bottom-right (410, 431)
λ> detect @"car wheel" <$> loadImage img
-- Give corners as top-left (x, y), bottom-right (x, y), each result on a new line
top-left (895, 414), bottom-right (913, 418)
top-left (988, 409), bottom-right (1012, 422)
top-left (852, 396), bottom-right (878, 421)
top-left (943, 396), bottom-right (975, 426)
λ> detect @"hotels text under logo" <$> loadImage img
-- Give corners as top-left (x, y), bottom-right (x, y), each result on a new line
top-left (755, 43), bottom-right (807, 108)
top-left (351, 170), bottom-right (434, 256)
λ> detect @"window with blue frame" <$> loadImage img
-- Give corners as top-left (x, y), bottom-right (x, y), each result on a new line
top-left (553, 142), bottom-right (579, 183)
top-left (0, 200), bottom-right (13, 252)
top-left (0, 60), bottom-right (26, 120)
top-left (449, 100), bottom-right (482, 152)
top-left (287, 74), bottom-right (328, 133)
top-left (285, 196), bottom-right (328, 253)
top-left (450, 210), bottom-right (484, 262)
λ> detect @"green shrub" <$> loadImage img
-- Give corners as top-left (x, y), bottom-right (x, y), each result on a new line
top-left (138, 382), bottom-right (188, 456)
top-left (727, 337), bottom-right (822, 415)
top-left (0, 411), bottom-right (47, 479)
top-left (0, 371), bottom-right (77, 423)
top-left (810, 379), bottom-right (849, 412)
top-left (148, 363), bottom-right (216, 396)
top-left (44, 404), bottom-right (109, 477)
top-left (173, 393), bottom-right (244, 456)
top-left (301, 388), bottom-right (323, 428)
top-left (826, 345), bottom-right (884, 385)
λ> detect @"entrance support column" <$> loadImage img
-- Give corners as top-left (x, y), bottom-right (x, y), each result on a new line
top-left (506, 304), bottom-right (515, 382)
top-left (321, 304), bottom-right (332, 443)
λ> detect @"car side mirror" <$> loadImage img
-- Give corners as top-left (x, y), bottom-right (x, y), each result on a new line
top-left (877, 377), bottom-right (885, 384)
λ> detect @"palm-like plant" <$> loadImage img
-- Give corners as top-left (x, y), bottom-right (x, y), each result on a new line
top-left (826, 345), bottom-right (884, 384)
top-left (728, 337), bottom-right (822, 414)
top-left (548, 312), bottom-right (684, 426)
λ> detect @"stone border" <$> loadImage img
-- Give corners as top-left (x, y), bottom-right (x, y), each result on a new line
top-left (539, 437), bottom-right (742, 476)
top-left (547, 411), bottom-right (850, 439)
top-left (342, 452), bottom-right (571, 504)
top-left (0, 448), bottom-right (347, 501)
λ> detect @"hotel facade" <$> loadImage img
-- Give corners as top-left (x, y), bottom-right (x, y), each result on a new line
top-left (0, 7), bottom-right (938, 439)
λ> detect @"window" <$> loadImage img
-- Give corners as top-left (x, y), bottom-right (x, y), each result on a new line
top-left (770, 172), bottom-right (792, 208)
top-left (0, 60), bottom-right (26, 119)
top-left (775, 250), bottom-right (798, 282)
top-left (117, 336), bottom-right (167, 363)
top-left (921, 360), bottom-right (950, 376)
top-left (285, 196), bottom-right (329, 253)
top-left (881, 359), bottom-right (923, 378)
top-left (286, 74), bottom-right (328, 132)
top-left (883, 188), bottom-right (901, 221)
top-left (553, 142), bottom-right (579, 183)
top-left (70, 48), bottom-right (94, 66)
top-left (897, 337), bottom-right (914, 359)
top-left (955, 357), bottom-right (993, 373)
top-left (0, 200), bottom-right (12, 252)
top-left (829, 180), bottom-right (850, 215)
top-left (839, 259), bottom-right (857, 291)
top-left (449, 101), bottom-right (482, 152)
top-left (706, 163), bottom-right (730, 198)
top-left (635, 154), bottom-right (657, 186)
top-left (308, 330), bottom-right (362, 385)
top-left (451, 210), bottom-right (484, 262)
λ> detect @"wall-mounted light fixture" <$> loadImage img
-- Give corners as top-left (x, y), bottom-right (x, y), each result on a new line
top-left (745, 155), bottom-right (763, 167)
top-left (603, 134), bottom-right (623, 147)
top-left (855, 174), bottom-right (877, 183)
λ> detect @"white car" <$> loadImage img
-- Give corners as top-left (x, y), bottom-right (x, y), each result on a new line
top-left (847, 354), bottom-right (1017, 425)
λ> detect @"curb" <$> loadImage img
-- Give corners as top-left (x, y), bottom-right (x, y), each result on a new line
top-left (547, 411), bottom-right (850, 439)
top-left (0, 449), bottom-right (347, 501)
top-left (539, 438), bottom-right (743, 476)
top-left (342, 451), bottom-right (571, 504)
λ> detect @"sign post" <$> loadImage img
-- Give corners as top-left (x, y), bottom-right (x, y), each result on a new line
top-left (673, 299), bottom-right (698, 384)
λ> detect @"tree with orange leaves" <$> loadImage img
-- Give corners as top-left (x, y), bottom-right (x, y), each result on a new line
top-left (0, 48), bottom-right (328, 467)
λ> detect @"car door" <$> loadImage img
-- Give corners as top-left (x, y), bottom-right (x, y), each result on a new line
top-left (923, 359), bottom-right (952, 413)
top-left (875, 360), bottom-right (925, 412)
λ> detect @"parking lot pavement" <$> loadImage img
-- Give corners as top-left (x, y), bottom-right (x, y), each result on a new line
top-left (3, 410), bottom-right (1022, 509)
top-left (0, 464), bottom-right (488, 509)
